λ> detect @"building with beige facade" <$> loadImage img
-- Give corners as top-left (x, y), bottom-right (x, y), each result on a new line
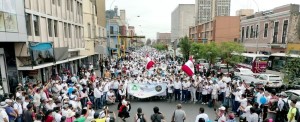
top-left (240, 4), bottom-right (300, 54)
top-left (189, 16), bottom-right (240, 43)
top-left (156, 32), bottom-right (171, 44)
top-left (236, 9), bottom-right (254, 17)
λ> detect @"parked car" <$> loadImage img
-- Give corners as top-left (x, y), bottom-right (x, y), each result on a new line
top-left (213, 64), bottom-right (234, 73)
top-left (256, 74), bottom-right (284, 90)
top-left (234, 68), bottom-right (254, 76)
top-left (232, 75), bottom-right (263, 86)
top-left (284, 90), bottom-right (300, 111)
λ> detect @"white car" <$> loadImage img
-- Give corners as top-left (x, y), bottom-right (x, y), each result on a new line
top-left (256, 74), bottom-right (284, 89)
top-left (234, 68), bottom-right (254, 76)
top-left (284, 90), bottom-right (300, 111)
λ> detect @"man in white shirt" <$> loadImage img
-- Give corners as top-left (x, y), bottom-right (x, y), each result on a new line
top-left (195, 107), bottom-right (209, 122)
top-left (174, 78), bottom-right (182, 101)
top-left (242, 100), bottom-right (253, 122)
top-left (0, 102), bottom-right (9, 122)
top-left (80, 76), bottom-right (88, 86)
top-left (218, 79), bottom-right (226, 104)
top-left (13, 97), bottom-right (23, 122)
top-left (94, 83), bottom-right (103, 109)
top-left (182, 79), bottom-right (191, 103)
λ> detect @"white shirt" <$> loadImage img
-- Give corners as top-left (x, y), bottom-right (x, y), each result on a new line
top-left (195, 113), bottom-right (209, 122)
top-left (202, 85), bottom-right (209, 95)
top-left (182, 82), bottom-right (191, 90)
top-left (234, 91), bottom-right (242, 101)
top-left (218, 114), bottom-right (226, 122)
top-left (239, 98), bottom-right (248, 109)
top-left (167, 83), bottom-right (174, 93)
top-left (13, 102), bottom-right (23, 115)
top-left (0, 108), bottom-right (8, 122)
top-left (94, 87), bottom-right (102, 98)
top-left (80, 79), bottom-right (88, 85)
top-left (256, 92), bottom-right (264, 106)
top-left (212, 84), bottom-right (219, 95)
top-left (46, 103), bottom-right (57, 110)
top-left (23, 101), bottom-right (29, 111)
top-left (54, 112), bottom-right (62, 122)
top-left (104, 82), bottom-right (110, 92)
top-left (244, 105), bottom-right (253, 122)
top-left (218, 82), bottom-right (226, 93)
top-left (112, 81), bottom-right (119, 89)
top-left (106, 91), bottom-right (115, 100)
top-left (174, 82), bottom-right (182, 89)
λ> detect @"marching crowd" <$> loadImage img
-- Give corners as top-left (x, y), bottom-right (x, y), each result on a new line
top-left (0, 47), bottom-right (298, 122)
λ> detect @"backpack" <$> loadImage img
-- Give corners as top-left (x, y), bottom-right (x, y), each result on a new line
top-left (281, 100), bottom-right (290, 114)
top-left (294, 107), bottom-right (300, 121)
top-left (137, 113), bottom-right (146, 122)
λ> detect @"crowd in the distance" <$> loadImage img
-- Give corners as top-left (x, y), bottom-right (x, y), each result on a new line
top-left (0, 47), bottom-right (298, 122)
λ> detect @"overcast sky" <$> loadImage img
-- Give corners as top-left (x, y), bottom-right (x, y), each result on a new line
top-left (105, 0), bottom-right (300, 39)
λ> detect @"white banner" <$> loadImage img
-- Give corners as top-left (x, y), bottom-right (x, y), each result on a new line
top-left (127, 83), bottom-right (167, 98)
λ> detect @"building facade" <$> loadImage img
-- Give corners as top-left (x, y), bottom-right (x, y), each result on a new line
top-left (189, 16), bottom-right (240, 43)
top-left (0, 0), bottom-right (27, 94)
top-left (156, 33), bottom-right (171, 44)
top-left (236, 9), bottom-right (254, 17)
top-left (240, 4), bottom-right (300, 53)
top-left (195, 0), bottom-right (231, 24)
top-left (171, 4), bottom-right (195, 42)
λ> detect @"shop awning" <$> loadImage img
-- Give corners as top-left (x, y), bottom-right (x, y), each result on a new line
top-left (17, 55), bottom-right (88, 71)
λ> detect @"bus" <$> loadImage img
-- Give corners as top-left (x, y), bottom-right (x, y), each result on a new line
top-left (267, 53), bottom-right (300, 76)
top-left (234, 53), bottom-right (269, 73)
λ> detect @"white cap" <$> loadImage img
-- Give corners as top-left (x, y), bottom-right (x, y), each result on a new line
top-left (219, 106), bottom-right (226, 111)
top-left (5, 99), bottom-right (12, 103)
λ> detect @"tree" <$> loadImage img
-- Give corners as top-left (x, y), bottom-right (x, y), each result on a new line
top-left (284, 56), bottom-right (300, 88)
top-left (153, 43), bottom-right (168, 51)
top-left (179, 36), bottom-right (192, 60)
top-left (146, 38), bottom-right (152, 45)
top-left (219, 42), bottom-right (244, 72)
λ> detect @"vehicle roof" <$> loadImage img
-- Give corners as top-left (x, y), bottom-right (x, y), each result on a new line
top-left (237, 68), bottom-right (252, 71)
top-left (241, 53), bottom-right (269, 57)
top-left (258, 74), bottom-right (281, 77)
top-left (286, 90), bottom-right (300, 96)
top-left (270, 53), bottom-right (300, 58)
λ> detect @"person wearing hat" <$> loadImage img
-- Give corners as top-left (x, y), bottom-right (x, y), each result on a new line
top-left (0, 102), bottom-right (9, 122)
top-left (45, 98), bottom-right (57, 111)
top-left (216, 106), bottom-right (226, 122)
top-left (5, 99), bottom-right (17, 121)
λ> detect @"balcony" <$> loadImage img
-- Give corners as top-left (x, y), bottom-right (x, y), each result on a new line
top-left (267, 42), bottom-right (287, 48)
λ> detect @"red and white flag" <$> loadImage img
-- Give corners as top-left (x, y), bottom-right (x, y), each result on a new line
top-left (146, 54), bottom-right (155, 70)
top-left (181, 56), bottom-right (194, 76)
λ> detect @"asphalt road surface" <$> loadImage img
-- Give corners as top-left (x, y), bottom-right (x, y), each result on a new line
top-left (102, 100), bottom-right (217, 122)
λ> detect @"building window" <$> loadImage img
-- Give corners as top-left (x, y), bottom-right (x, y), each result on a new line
top-left (66, 0), bottom-right (69, 10)
top-left (88, 23), bottom-right (91, 38)
top-left (264, 23), bottom-right (268, 37)
top-left (33, 15), bottom-right (39, 36)
top-left (250, 26), bottom-right (253, 38)
top-left (52, 0), bottom-right (55, 5)
top-left (58, 0), bottom-right (60, 6)
top-left (93, 26), bottom-right (96, 38)
top-left (110, 26), bottom-right (113, 34)
top-left (273, 21), bottom-right (279, 43)
top-left (246, 26), bottom-right (249, 38)
top-left (25, 13), bottom-right (32, 36)
top-left (256, 25), bottom-right (259, 38)
top-left (282, 20), bottom-right (288, 44)
top-left (241, 27), bottom-right (244, 42)
top-left (54, 20), bottom-right (58, 37)
top-left (64, 23), bottom-right (67, 38)
top-left (70, 0), bottom-right (73, 12)
top-left (69, 24), bottom-right (71, 38)
top-left (77, 2), bottom-right (80, 15)
top-left (48, 19), bottom-right (53, 37)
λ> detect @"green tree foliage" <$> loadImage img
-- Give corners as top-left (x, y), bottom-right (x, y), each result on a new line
top-left (153, 43), bottom-right (168, 51)
top-left (219, 42), bottom-right (244, 72)
top-left (179, 36), bottom-right (192, 60)
top-left (284, 56), bottom-right (300, 86)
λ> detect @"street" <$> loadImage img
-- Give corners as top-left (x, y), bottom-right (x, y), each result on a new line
top-left (104, 100), bottom-right (217, 122)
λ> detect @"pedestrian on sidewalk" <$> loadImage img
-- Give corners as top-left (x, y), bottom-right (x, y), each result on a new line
top-left (171, 104), bottom-right (186, 122)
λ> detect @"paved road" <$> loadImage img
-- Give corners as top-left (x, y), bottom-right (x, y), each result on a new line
top-left (102, 100), bottom-right (217, 122)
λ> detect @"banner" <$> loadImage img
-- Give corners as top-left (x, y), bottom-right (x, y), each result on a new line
top-left (127, 83), bottom-right (167, 98)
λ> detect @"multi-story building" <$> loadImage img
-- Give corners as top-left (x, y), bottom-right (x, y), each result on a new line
top-left (106, 8), bottom-right (128, 58)
top-left (0, 0), bottom-right (27, 94)
top-left (195, 0), bottom-right (231, 24)
top-left (19, 0), bottom-right (85, 84)
top-left (240, 4), bottom-right (300, 53)
top-left (189, 16), bottom-right (240, 43)
top-left (236, 9), bottom-right (254, 17)
top-left (156, 33), bottom-right (171, 44)
top-left (171, 4), bottom-right (195, 42)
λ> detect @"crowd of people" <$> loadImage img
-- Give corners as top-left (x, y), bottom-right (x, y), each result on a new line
top-left (0, 47), bottom-right (298, 122)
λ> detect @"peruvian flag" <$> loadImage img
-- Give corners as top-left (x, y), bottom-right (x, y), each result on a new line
top-left (181, 56), bottom-right (194, 76)
top-left (146, 54), bottom-right (155, 70)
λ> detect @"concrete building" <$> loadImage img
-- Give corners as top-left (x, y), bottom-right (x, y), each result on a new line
top-left (128, 26), bottom-right (136, 48)
top-left (15, 0), bottom-right (85, 87)
top-left (156, 33), bottom-right (171, 44)
top-left (94, 0), bottom-right (106, 27)
top-left (240, 4), bottom-right (300, 53)
top-left (195, 0), bottom-right (231, 24)
top-left (189, 16), bottom-right (240, 43)
top-left (236, 9), bottom-right (254, 17)
top-left (106, 8), bottom-right (128, 58)
top-left (171, 4), bottom-right (195, 42)
top-left (0, 0), bottom-right (27, 94)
